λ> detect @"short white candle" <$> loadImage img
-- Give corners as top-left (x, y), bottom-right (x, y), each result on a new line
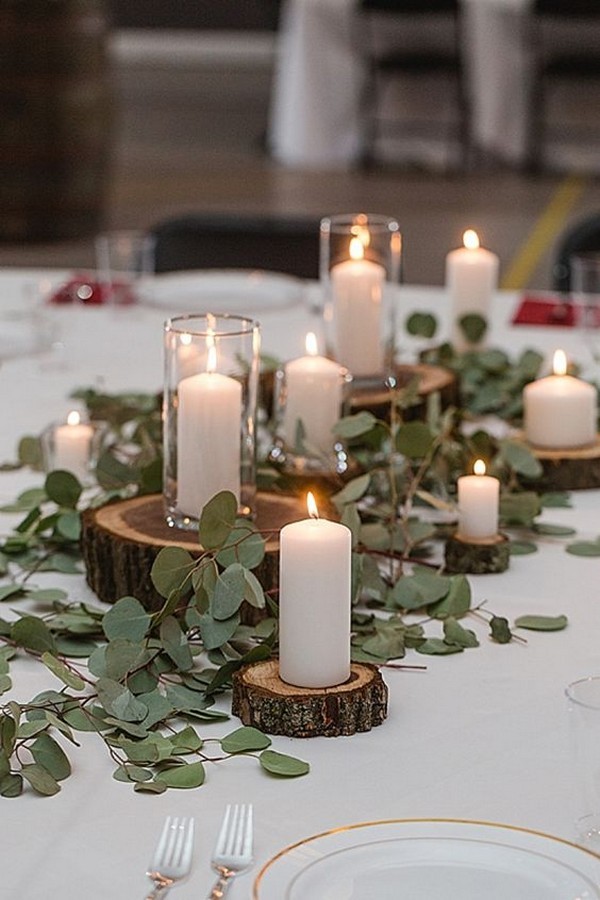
top-left (446, 229), bottom-right (499, 348)
top-left (282, 332), bottom-right (343, 455)
top-left (176, 344), bottom-right (242, 519)
top-left (54, 411), bottom-right (94, 482)
top-left (457, 458), bottom-right (499, 541)
top-left (331, 235), bottom-right (385, 376)
top-left (523, 349), bottom-right (597, 449)
top-left (279, 492), bottom-right (352, 688)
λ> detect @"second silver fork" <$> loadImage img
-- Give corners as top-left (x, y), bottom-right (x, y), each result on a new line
top-left (208, 803), bottom-right (254, 899)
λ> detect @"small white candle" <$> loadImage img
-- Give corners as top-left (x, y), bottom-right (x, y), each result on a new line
top-left (457, 458), bottom-right (499, 541)
top-left (279, 492), bottom-right (351, 688)
top-left (177, 343), bottom-right (242, 518)
top-left (282, 332), bottom-right (343, 454)
top-left (331, 235), bottom-right (385, 376)
top-left (54, 411), bottom-right (94, 482)
top-left (446, 229), bottom-right (499, 348)
top-left (523, 349), bottom-right (597, 449)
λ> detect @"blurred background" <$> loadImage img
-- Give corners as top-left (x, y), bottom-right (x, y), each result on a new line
top-left (1, 0), bottom-right (599, 289)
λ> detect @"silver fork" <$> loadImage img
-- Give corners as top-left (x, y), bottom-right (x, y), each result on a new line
top-left (146, 815), bottom-right (195, 899)
top-left (207, 803), bottom-right (254, 899)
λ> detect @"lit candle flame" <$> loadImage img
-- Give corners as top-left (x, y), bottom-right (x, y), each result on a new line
top-left (305, 331), bottom-right (318, 356)
top-left (307, 491), bottom-right (319, 519)
top-left (463, 229), bottom-right (480, 251)
top-left (206, 343), bottom-right (217, 374)
top-left (351, 221), bottom-right (371, 247)
top-left (349, 237), bottom-right (365, 261)
top-left (67, 411), bottom-right (81, 427)
top-left (473, 458), bottom-right (486, 476)
top-left (553, 348), bottom-right (567, 376)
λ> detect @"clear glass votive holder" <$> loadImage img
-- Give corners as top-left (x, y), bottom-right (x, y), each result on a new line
top-left (269, 348), bottom-right (352, 477)
top-left (163, 314), bottom-right (261, 530)
top-left (320, 213), bottom-right (402, 384)
top-left (571, 252), bottom-right (600, 369)
top-left (41, 412), bottom-right (104, 485)
top-left (565, 676), bottom-right (600, 851)
top-left (95, 229), bottom-right (155, 305)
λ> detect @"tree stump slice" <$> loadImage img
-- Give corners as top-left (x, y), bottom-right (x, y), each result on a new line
top-left (444, 532), bottom-right (510, 574)
top-left (347, 363), bottom-right (457, 421)
top-left (524, 436), bottom-right (600, 491)
top-left (81, 492), bottom-right (337, 614)
top-left (231, 659), bottom-right (388, 737)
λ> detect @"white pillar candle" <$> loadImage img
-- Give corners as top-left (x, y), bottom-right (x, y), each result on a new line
top-left (279, 492), bottom-right (351, 688)
top-left (523, 349), bottom-right (597, 449)
top-left (53, 411), bottom-right (94, 482)
top-left (446, 229), bottom-right (499, 348)
top-left (176, 345), bottom-right (242, 519)
top-left (282, 332), bottom-right (343, 455)
top-left (457, 458), bottom-right (499, 541)
top-left (330, 236), bottom-right (385, 376)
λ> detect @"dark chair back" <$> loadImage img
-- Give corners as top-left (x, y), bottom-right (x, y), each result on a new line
top-left (360, 0), bottom-right (457, 11)
top-left (533, 0), bottom-right (599, 15)
top-left (149, 213), bottom-right (322, 280)
top-left (552, 212), bottom-right (600, 292)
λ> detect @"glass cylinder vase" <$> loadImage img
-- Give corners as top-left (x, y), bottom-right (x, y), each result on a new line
top-left (163, 314), bottom-right (261, 530)
top-left (320, 213), bottom-right (402, 384)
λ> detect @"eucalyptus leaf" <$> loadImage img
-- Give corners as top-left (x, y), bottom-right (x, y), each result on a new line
top-left (198, 490), bottom-right (237, 550)
top-left (156, 760), bottom-right (206, 789)
top-left (211, 564), bottom-right (245, 621)
top-left (490, 615), bottom-right (512, 644)
top-left (40, 652), bottom-right (86, 691)
top-left (159, 616), bottom-right (193, 671)
top-left (396, 422), bottom-right (435, 459)
top-left (459, 313), bottom-right (487, 344)
top-left (11, 616), bottom-right (56, 654)
top-left (216, 526), bottom-right (265, 570)
top-left (242, 568), bottom-right (266, 609)
top-left (332, 473), bottom-right (371, 507)
top-left (102, 596), bottom-right (151, 643)
top-left (509, 541), bottom-right (538, 555)
top-left (96, 677), bottom-right (148, 723)
top-left (198, 611), bottom-right (241, 651)
top-left (443, 617), bottom-right (479, 648)
top-left (0, 772), bottom-right (23, 797)
top-left (566, 541), bottom-right (600, 557)
top-left (514, 614), bottom-right (568, 631)
top-left (220, 726), bottom-right (271, 754)
top-left (429, 575), bottom-right (471, 619)
top-left (171, 725), bottom-right (203, 754)
top-left (30, 733), bottom-right (71, 781)
top-left (259, 749), bottom-right (309, 777)
top-left (150, 546), bottom-right (195, 599)
top-left (499, 441), bottom-right (543, 480)
top-left (0, 584), bottom-right (26, 602)
top-left (416, 638), bottom-right (464, 656)
top-left (405, 311), bottom-right (437, 338)
top-left (334, 411), bottom-right (378, 439)
top-left (113, 764), bottom-right (153, 783)
top-left (44, 470), bottom-right (82, 508)
top-left (21, 763), bottom-right (61, 796)
top-left (134, 780), bottom-right (167, 794)
top-left (533, 523), bottom-right (576, 536)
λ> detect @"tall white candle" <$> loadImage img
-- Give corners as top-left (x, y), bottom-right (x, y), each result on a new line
top-left (176, 344), bottom-right (242, 518)
top-left (279, 492), bottom-right (351, 688)
top-left (54, 411), bottom-right (94, 482)
top-left (523, 349), bottom-right (597, 449)
top-left (282, 332), bottom-right (343, 454)
top-left (457, 458), bottom-right (499, 541)
top-left (446, 229), bottom-right (499, 348)
top-left (330, 236), bottom-right (385, 376)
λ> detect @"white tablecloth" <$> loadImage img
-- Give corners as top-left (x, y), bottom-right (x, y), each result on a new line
top-left (269, 0), bottom-right (598, 170)
top-left (2, 268), bottom-right (600, 898)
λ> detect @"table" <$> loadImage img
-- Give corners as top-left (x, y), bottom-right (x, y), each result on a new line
top-left (2, 268), bottom-right (600, 898)
top-left (268, 0), bottom-right (598, 170)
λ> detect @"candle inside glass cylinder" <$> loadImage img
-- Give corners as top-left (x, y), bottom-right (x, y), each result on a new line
top-left (53, 411), bottom-right (94, 482)
top-left (523, 349), bottom-right (597, 449)
top-left (176, 343), bottom-right (242, 519)
top-left (446, 229), bottom-right (499, 347)
top-left (282, 331), bottom-right (343, 455)
top-left (457, 458), bottom-right (500, 541)
top-left (279, 492), bottom-right (351, 688)
top-left (330, 236), bottom-right (385, 376)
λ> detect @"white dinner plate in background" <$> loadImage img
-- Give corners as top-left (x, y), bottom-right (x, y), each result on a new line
top-left (253, 819), bottom-right (600, 900)
top-left (139, 269), bottom-right (305, 313)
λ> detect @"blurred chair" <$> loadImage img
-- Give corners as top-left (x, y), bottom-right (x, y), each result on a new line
top-left (357, 0), bottom-right (470, 170)
top-left (149, 213), bottom-right (322, 279)
top-left (526, 0), bottom-right (600, 172)
top-left (552, 211), bottom-right (600, 292)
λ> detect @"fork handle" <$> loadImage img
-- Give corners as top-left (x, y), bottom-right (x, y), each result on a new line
top-left (207, 872), bottom-right (233, 899)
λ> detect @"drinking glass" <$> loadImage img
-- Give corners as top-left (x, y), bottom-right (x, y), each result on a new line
top-left (571, 253), bottom-right (600, 370)
top-left (95, 229), bottom-right (155, 305)
top-left (163, 314), bottom-right (261, 530)
top-left (565, 676), bottom-right (600, 850)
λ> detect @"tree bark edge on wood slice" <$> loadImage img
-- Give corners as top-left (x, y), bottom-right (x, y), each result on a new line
top-left (231, 659), bottom-right (388, 737)
top-left (444, 532), bottom-right (510, 574)
top-left (517, 433), bottom-right (600, 491)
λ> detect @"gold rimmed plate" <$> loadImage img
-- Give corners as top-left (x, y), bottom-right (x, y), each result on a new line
top-left (253, 818), bottom-right (600, 899)
top-left (140, 269), bottom-right (305, 313)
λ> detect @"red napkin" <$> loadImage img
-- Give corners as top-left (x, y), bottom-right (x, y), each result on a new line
top-left (47, 276), bottom-right (137, 306)
top-left (511, 293), bottom-right (578, 327)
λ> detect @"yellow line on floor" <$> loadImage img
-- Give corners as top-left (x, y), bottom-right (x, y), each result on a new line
top-left (500, 173), bottom-right (586, 291)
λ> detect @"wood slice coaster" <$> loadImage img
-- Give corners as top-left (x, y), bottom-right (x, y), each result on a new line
top-left (347, 363), bottom-right (457, 421)
top-left (523, 436), bottom-right (600, 491)
top-left (81, 491), bottom-right (338, 613)
top-left (231, 659), bottom-right (388, 737)
top-left (444, 532), bottom-right (510, 575)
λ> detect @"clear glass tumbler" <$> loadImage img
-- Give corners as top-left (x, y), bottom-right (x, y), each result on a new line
top-left (565, 675), bottom-right (600, 850)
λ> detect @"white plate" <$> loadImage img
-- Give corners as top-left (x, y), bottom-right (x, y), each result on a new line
top-left (253, 819), bottom-right (600, 900)
top-left (140, 269), bottom-right (305, 313)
